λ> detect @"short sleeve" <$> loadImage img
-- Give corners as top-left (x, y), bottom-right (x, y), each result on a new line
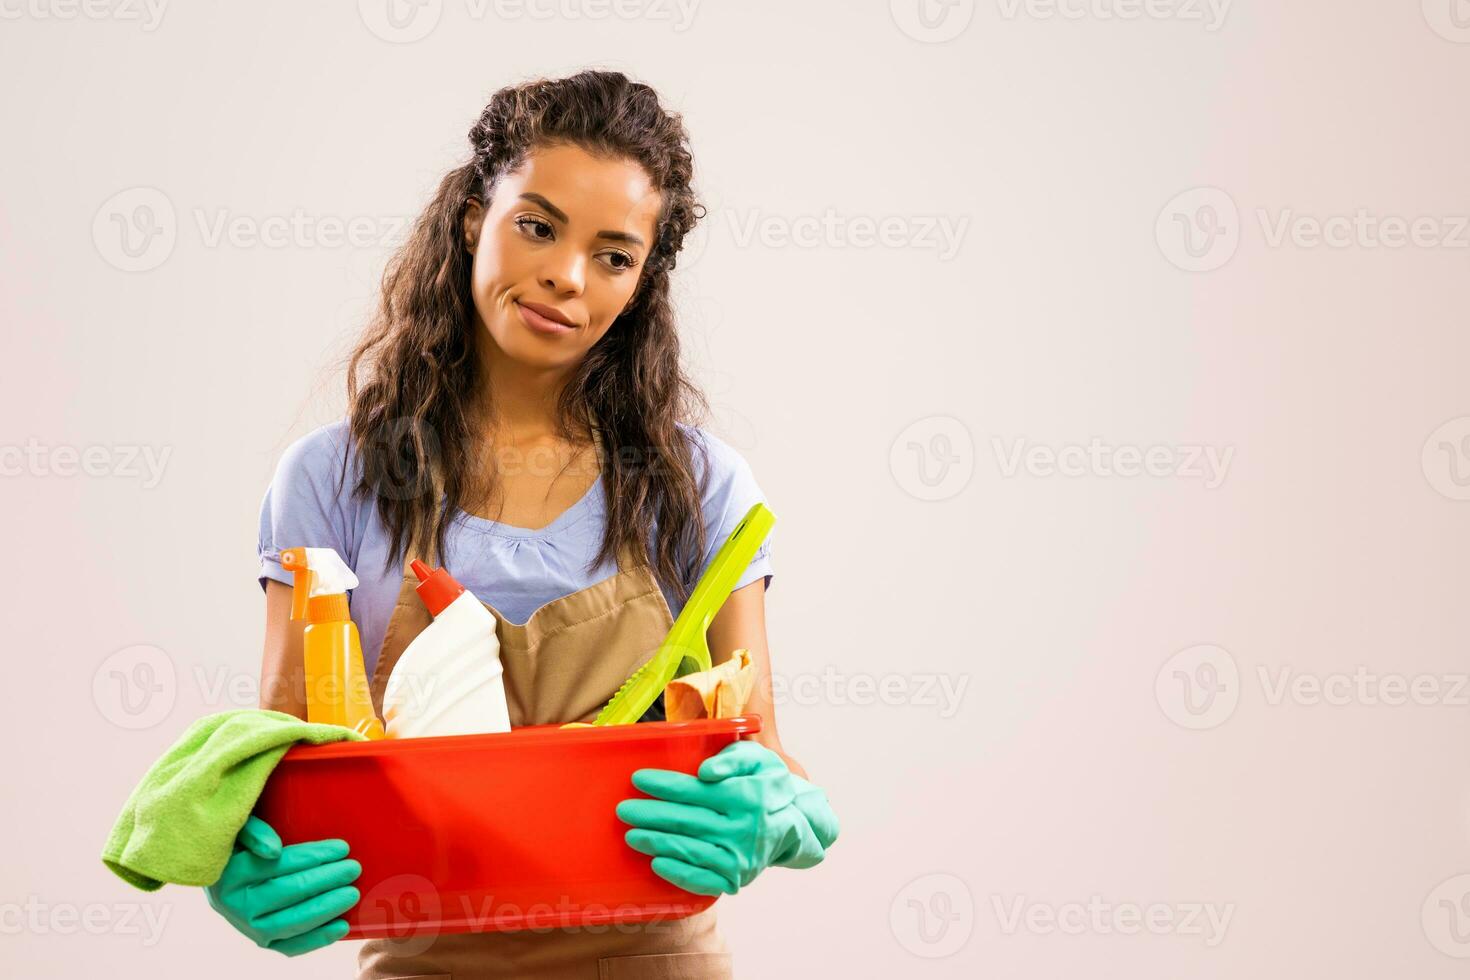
top-left (257, 421), bottom-right (360, 592)
top-left (687, 426), bottom-right (773, 595)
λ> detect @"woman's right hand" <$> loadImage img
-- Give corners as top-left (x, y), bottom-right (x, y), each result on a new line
top-left (204, 815), bottom-right (362, 956)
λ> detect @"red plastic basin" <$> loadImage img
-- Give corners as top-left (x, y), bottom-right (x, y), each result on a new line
top-left (254, 716), bottom-right (761, 940)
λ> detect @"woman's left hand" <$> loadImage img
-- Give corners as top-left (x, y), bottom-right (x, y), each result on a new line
top-left (614, 741), bottom-right (839, 896)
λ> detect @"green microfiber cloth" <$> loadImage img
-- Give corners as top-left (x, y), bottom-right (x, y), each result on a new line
top-left (102, 708), bottom-right (366, 891)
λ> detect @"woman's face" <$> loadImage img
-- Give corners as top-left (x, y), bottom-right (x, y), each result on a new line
top-left (463, 142), bottom-right (662, 372)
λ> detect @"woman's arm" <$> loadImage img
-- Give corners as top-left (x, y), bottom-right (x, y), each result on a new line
top-left (261, 579), bottom-right (308, 720)
top-left (705, 578), bottom-right (808, 779)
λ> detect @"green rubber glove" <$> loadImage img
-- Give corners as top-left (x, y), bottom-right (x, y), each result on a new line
top-left (615, 741), bottom-right (839, 897)
top-left (204, 815), bottom-right (361, 956)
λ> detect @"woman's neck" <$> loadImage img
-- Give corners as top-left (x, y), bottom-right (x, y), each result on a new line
top-left (475, 334), bottom-right (590, 446)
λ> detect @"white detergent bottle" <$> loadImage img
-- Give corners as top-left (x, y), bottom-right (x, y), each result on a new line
top-left (383, 560), bottom-right (511, 738)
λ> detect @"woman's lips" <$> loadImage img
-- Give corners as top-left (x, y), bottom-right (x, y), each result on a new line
top-left (516, 301), bottom-right (577, 337)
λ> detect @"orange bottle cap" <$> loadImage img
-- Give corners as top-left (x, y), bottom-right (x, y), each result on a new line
top-left (411, 559), bottom-right (465, 617)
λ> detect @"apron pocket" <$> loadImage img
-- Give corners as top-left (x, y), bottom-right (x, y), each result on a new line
top-left (597, 951), bottom-right (733, 980)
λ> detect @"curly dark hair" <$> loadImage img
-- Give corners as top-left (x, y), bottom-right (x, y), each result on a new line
top-left (342, 69), bottom-right (712, 601)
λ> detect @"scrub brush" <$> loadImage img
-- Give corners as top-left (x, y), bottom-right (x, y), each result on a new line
top-left (592, 502), bottom-right (775, 726)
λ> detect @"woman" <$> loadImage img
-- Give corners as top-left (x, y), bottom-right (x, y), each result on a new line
top-left (207, 70), bottom-right (838, 978)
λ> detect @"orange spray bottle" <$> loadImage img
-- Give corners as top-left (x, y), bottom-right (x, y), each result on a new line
top-left (280, 547), bottom-right (385, 739)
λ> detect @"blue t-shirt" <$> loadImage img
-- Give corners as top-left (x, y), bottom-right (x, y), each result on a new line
top-left (258, 419), bottom-right (773, 676)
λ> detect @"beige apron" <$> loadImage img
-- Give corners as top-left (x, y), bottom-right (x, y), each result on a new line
top-left (357, 534), bottom-right (732, 980)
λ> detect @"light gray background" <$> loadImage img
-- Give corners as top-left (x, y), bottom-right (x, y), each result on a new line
top-left (4, 1), bottom-right (1470, 977)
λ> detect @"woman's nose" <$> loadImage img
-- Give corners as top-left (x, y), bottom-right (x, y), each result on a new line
top-left (537, 246), bottom-right (585, 295)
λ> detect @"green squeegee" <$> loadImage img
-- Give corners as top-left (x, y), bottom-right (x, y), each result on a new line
top-left (592, 502), bottom-right (776, 726)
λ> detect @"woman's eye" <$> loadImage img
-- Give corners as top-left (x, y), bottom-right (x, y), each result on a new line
top-left (515, 216), bottom-right (634, 271)
top-left (515, 216), bottom-right (554, 241)
top-left (599, 250), bottom-right (636, 272)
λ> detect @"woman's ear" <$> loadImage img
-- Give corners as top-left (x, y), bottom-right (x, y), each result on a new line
top-left (462, 197), bottom-right (484, 254)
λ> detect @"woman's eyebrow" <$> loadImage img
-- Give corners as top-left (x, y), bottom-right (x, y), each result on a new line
top-left (518, 192), bottom-right (647, 248)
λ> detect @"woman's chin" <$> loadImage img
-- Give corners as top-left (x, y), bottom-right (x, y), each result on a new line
top-left (489, 328), bottom-right (578, 369)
